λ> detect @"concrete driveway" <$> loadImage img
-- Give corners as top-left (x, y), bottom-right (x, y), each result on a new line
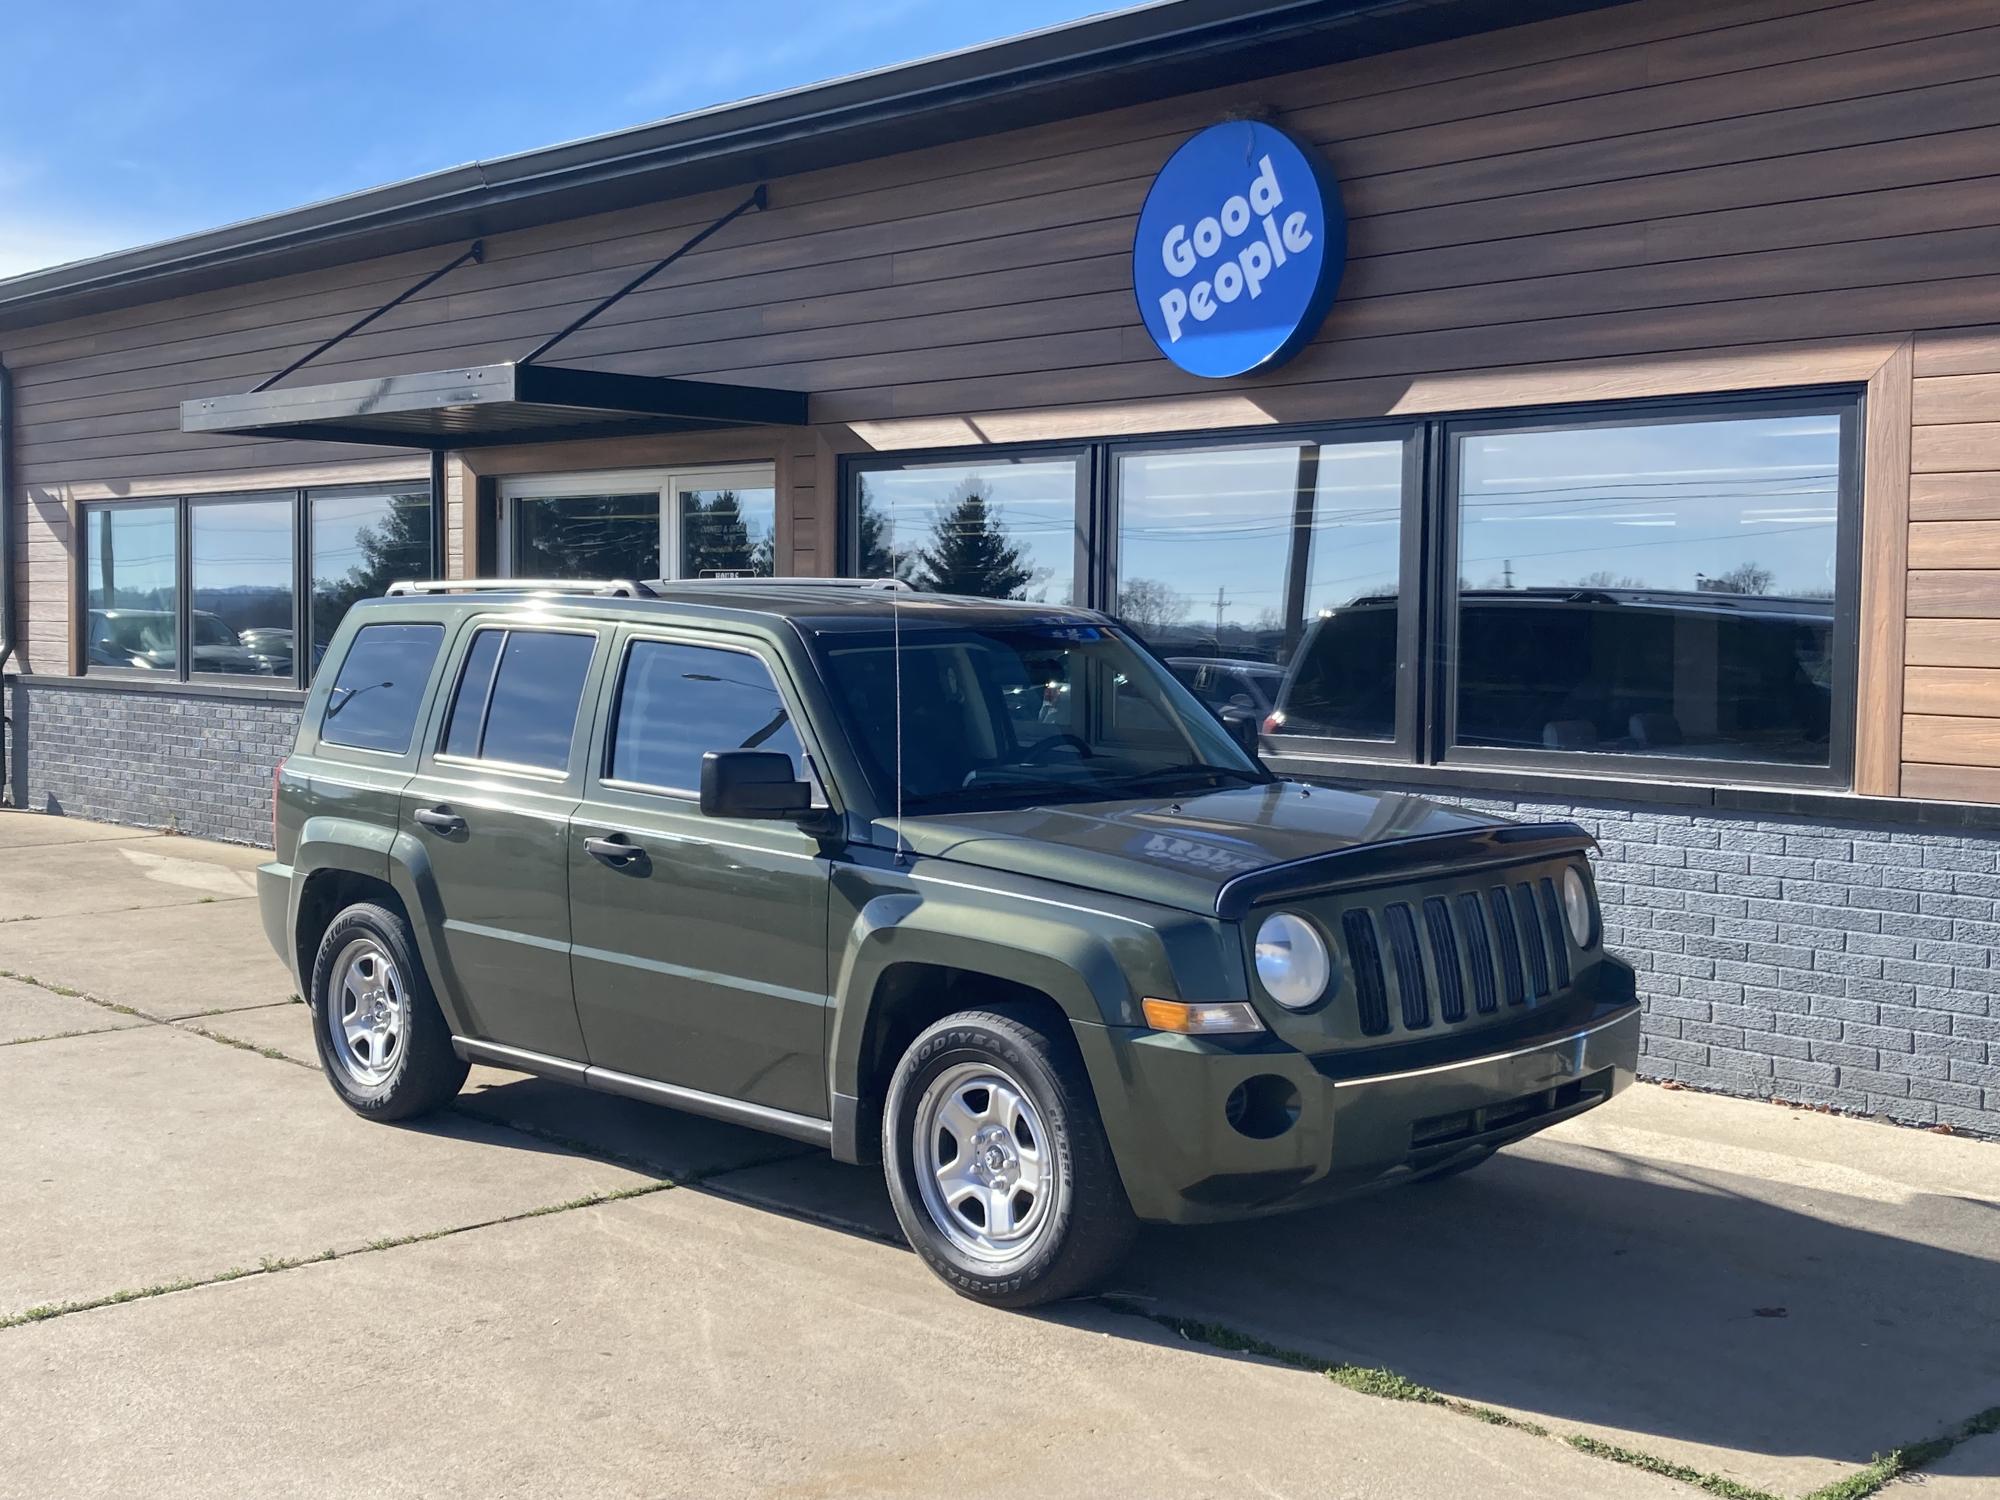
top-left (2, 811), bottom-right (1996, 1500)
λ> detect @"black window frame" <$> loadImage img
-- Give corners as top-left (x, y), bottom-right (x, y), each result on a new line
top-left (75, 478), bottom-right (442, 691)
top-left (841, 385), bottom-right (1865, 794)
top-left (1430, 391), bottom-right (1863, 790)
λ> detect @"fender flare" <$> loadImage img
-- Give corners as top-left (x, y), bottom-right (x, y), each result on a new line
top-left (291, 817), bottom-right (469, 1035)
top-left (824, 887), bottom-right (1146, 1161)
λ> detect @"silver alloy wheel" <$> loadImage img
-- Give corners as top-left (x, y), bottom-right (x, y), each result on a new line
top-left (914, 1061), bottom-right (1055, 1264)
top-left (327, 937), bottom-right (408, 1088)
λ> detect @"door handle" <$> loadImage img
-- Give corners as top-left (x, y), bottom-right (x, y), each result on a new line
top-left (583, 834), bottom-right (644, 865)
top-left (413, 806), bottom-right (466, 834)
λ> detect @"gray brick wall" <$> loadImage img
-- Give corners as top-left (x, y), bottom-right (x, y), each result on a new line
top-left (5, 677), bottom-right (302, 847)
top-left (1365, 784), bottom-right (2000, 1138)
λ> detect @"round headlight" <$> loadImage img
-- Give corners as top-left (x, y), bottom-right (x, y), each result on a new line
top-left (1255, 912), bottom-right (1331, 1010)
top-left (1561, 867), bottom-right (1596, 948)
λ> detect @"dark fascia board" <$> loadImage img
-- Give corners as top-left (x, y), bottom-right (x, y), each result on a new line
top-left (0, 0), bottom-right (1618, 332)
top-left (179, 362), bottom-right (810, 450)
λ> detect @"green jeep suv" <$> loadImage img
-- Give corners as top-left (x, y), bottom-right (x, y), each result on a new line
top-left (260, 578), bottom-right (1640, 1307)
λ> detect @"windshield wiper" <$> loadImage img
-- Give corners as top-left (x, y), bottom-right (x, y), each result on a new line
top-left (1106, 763), bottom-right (1269, 794)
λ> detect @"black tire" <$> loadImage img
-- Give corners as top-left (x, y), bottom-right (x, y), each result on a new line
top-left (309, 901), bottom-right (467, 1122)
top-left (1410, 1146), bottom-right (1495, 1185)
top-left (883, 1005), bottom-right (1137, 1309)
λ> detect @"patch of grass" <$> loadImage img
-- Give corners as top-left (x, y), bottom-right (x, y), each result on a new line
top-left (1802, 1407), bottom-right (2000, 1500)
top-left (176, 1023), bottom-right (311, 1068)
top-left (1566, 1435), bottom-right (1779, 1500)
top-left (0, 1182), bottom-right (675, 1333)
top-left (0, 968), bottom-right (145, 1017)
top-left (1104, 1300), bottom-right (1539, 1433)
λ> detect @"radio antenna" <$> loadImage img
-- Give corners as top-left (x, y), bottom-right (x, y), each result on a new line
top-left (891, 531), bottom-right (908, 866)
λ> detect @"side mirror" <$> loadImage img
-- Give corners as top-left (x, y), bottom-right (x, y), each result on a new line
top-left (700, 750), bottom-right (814, 820)
top-left (1217, 703), bottom-right (1263, 755)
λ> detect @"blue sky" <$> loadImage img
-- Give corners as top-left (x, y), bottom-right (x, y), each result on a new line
top-left (0, 0), bottom-right (1111, 280)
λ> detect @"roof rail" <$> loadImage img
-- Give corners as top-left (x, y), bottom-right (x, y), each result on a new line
top-left (649, 576), bottom-right (914, 591)
top-left (385, 578), bottom-right (657, 597)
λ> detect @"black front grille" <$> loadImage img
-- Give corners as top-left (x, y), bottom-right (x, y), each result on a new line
top-left (1423, 897), bottom-right (1467, 1024)
top-left (1383, 903), bottom-right (1431, 1030)
top-left (1343, 909), bottom-right (1391, 1037)
top-left (1334, 864), bottom-right (1579, 1040)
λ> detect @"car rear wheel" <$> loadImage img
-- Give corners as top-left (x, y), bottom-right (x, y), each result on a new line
top-left (883, 1006), bottom-right (1136, 1308)
top-left (309, 902), bottom-right (466, 1121)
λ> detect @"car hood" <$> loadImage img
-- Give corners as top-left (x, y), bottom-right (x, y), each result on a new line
top-left (884, 781), bottom-right (1555, 917)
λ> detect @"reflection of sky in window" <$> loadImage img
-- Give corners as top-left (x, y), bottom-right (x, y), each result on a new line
top-left (86, 505), bottom-right (176, 605)
top-left (1118, 442), bottom-right (1404, 629)
top-left (861, 459), bottom-right (1077, 603)
top-left (193, 499), bottom-right (292, 590)
top-left (1458, 416), bottom-right (1841, 597)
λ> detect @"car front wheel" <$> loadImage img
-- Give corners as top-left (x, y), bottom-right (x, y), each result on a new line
top-left (309, 901), bottom-right (467, 1121)
top-left (883, 1006), bottom-right (1136, 1308)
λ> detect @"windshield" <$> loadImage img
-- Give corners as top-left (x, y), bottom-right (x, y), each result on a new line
top-left (812, 620), bottom-right (1266, 813)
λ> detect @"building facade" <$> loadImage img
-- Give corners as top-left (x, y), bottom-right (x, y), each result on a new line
top-left (3, 0), bottom-right (1999, 1131)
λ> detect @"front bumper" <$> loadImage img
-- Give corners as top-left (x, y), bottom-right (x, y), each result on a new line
top-left (1083, 966), bottom-right (1642, 1224)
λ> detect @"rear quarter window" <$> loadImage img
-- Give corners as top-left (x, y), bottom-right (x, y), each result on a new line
top-left (319, 623), bottom-right (445, 754)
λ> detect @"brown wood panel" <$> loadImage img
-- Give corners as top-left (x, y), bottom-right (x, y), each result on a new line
top-left (1856, 337), bottom-right (1914, 794)
top-left (1908, 570), bottom-right (2000, 618)
top-left (1910, 472), bottom-right (2000, 521)
top-left (1902, 759), bottom-right (2000, 800)
top-left (1905, 665), bottom-right (2000, 715)
top-left (1905, 617), bottom-right (2000, 667)
top-left (1913, 371), bottom-right (2000, 424)
top-left (1902, 712), bottom-right (2000, 764)
top-left (1909, 519), bottom-right (2000, 568)
top-left (1917, 324), bottom-right (2000, 377)
top-left (1913, 422), bottom-right (2000, 472)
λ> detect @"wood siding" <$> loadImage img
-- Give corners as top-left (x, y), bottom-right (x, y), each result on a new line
top-left (11, 0), bottom-right (2000, 798)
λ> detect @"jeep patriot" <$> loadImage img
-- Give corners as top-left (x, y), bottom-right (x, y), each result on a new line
top-left (260, 578), bottom-right (1641, 1307)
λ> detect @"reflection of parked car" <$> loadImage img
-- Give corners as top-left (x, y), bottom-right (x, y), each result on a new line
top-left (238, 627), bottom-right (295, 677)
top-left (1167, 657), bottom-right (1283, 715)
top-left (87, 608), bottom-right (278, 675)
top-left (1270, 588), bottom-right (1833, 760)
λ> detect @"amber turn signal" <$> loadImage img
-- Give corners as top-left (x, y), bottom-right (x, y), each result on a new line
top-left (1141, 998), bottom-right (1265, 1035)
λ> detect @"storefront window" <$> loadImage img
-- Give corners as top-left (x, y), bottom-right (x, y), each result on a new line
top-left (187, 497), bottom-right (295, 680)
top-left (1449, 411), bottom-right (1847, 768)
top-left (679, 483), bottom-right (776, 577)
top-left (853, 456), bottom-right (1079, 603)
top-left (516, 491), bottom-right (661, 580)
top-left (310, 488), bottom-right (431, 669)
top-left (83, 503), bottom-right (179, 673)
top-left (1116, 438), bottom-right (1407, 743)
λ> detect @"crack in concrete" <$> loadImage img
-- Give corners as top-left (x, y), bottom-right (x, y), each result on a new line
top-left (0, 1181), bottom-right (679, 1333)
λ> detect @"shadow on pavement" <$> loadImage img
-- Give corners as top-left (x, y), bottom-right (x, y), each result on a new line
top-left (409, 1072), bottom-right (2000, 1486)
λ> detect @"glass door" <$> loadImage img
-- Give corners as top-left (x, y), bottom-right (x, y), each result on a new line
top-left (500, 465), bottom-right (776, 582)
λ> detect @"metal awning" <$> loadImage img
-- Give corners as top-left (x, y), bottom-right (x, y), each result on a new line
top-left (178, 187), bottom-right (806, 451)
top-left (180, 361), bottom-right (808, 450)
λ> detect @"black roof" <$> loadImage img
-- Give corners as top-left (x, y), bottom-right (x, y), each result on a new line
top-left (0, 0), bottom-right (1620, 331)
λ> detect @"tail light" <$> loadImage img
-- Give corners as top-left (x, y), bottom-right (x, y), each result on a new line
top-left (1262, 710), bottom-right (1285, 735)
top-left (271, 757), bottom-right (285, 849)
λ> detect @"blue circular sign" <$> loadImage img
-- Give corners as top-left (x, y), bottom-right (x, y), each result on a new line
top-left (1132, 121), bottom-right (1346, 379)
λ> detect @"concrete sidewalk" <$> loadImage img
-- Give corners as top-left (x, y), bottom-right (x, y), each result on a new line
top-left (2, 809), bottom-right (1996, 1499)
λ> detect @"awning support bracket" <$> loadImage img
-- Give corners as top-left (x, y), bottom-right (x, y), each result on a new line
top-left (250, 239), bottom-right (486, 393)
top-left (518, 185), bottom-right (767, 367)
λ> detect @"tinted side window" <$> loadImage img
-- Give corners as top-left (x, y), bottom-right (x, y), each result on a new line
top-left (441, 629), bottom-right (504, 759)
top-left (441, 628), bottom-right (596, 772)
top-left (320, 623), bottom-right (443, 753)
top-left (609, 640), bottom-right (803, 792)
